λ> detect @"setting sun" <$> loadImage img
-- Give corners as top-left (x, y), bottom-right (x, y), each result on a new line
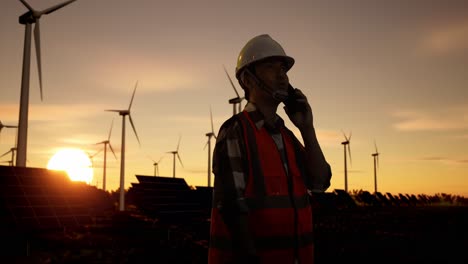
top-left (47, 148), bottom-right (94, 184)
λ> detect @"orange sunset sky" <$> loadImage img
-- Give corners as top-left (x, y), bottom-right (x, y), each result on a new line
top-left (1, 0), bottom-right (467, 197)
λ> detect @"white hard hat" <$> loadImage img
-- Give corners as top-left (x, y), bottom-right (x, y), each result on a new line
top-left (235, 34), bottom-right (295, 79)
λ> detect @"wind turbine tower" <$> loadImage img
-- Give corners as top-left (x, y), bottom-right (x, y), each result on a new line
top-left (106, 81), bottom-right (141, 211)
top-left (95, 119), bottom-right (117, 191)
top-left (204, 106), bottom-right (217, 187)
top-left (223, 65), bottom-right (244, 115)
top-left (16, 0), bottom-right (76, 167)
top-left (341, 131), bottom-right (352, 192)
top-left (372, 141), bottom-right (380, 193)
top-left (167, 136), bottom-right (183, 178)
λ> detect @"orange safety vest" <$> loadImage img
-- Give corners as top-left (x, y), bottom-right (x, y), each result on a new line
top-left (209, 111), bottom-right (314, 264)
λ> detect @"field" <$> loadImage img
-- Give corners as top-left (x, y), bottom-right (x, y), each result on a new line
top-left (4, 195), bottom-right (468, 264)
top-left (2, 167), bottom-right (467, 263)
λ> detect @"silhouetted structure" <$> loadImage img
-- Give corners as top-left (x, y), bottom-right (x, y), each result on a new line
top-left (127, 175), bottom-right (210, 224)
top-left (0, 165), bottom-right (113, 256)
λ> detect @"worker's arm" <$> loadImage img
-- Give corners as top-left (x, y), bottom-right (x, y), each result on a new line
top-left (285, 88), bottom-right (332, 192)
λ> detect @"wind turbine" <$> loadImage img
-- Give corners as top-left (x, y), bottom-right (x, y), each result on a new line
top-left (15, 0), bottom-right (77, 167)
top-left (341, 130), bottom-right (352, 192)
top-left (0, 121), bottom-right (18, 145)
top-left (94, 118), bottom-right (117, 191)
top-left (105, 81), bottom-right (141, 211)
top-left (223, 65), bottom-right (245, 115)
top-left (372, 140), bottom-right (380, 194)
top-left (86, 149), bottom-right (102, 168)
top-left (148, 155), bottom-right (164, 176)
top-left (1, 147), bottom-right (17, 167)
top-left (204, 106), bottom-right (217, 187)
top-left (167, 135), bottom-right (183, 178)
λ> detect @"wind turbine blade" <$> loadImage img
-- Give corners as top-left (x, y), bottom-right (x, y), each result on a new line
top-left (108, 118), bottom-right (114, 140)
top-left (128, 115), bottom-right (141, 146)
top-left (176, 135), bottom-right (181, 151)
top-left (105, 109), bottom-right (121, 113)
top-left (376, 155), bottom-right (379, 169)
top-left (374, 140), bottom-right (378, 154)
top-left (158, 155), bottom-right (164, 163)
top-left (19, 0), bottom-right (34, 12)
top-left (210, 105), bottom-right (214, 133)
top-left (34, 21), bottom-right (43, 101)
top-left (108, 143), bottom-right (117, 160)
top-left (177, 153), bottom-right (184, 168)
top-left (91, 149), bottom-right (103, 158)
top-left (223, 64), bottom-right (240, 98)
top-left (41, 0), bottom-right (76, 15)
top-left (146, 154), bottom-right (154, 162)
top-left (203, 139), bottom-right (208, 150)
top-left (0, 150), bottom-right (11, 159)
top-left (341, 130), bottom-right (348, 141)
top-left (128, 81), bottom-right (138, 111)
top-left (348, 144), bottom-right (352, 166)
top-left (348, 131), bottom-right (352, 142)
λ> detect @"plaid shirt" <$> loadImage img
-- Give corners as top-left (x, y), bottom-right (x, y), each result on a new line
top-left (212, 102), bottom-right (331, 215)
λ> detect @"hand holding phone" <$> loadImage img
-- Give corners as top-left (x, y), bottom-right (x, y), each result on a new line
top-left (284, 84), bottom-right (307, 114)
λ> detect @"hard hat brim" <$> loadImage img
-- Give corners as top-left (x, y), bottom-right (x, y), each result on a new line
top-left (236, 55), bottom-right (295, 79)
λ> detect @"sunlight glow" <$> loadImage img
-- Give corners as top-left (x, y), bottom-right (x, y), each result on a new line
top-left (47, 148), bottom-right (93, 184)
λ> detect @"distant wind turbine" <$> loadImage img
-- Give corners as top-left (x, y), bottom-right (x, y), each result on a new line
top-left (148, 155), bottom-right (164, 176)
top-left (0, 121), bottom-right (18, 145)
top-left (1, 147), bottom-right (17, 166)
top-left (372, 140), bottom-right (380, 194)
top-left (223, 65), bottom-right (245, 115)
top-left (86, 149), bottom-right (102, 167)
top-left (167, 135), bottom-right (183, 178)
top-left (15, 0), bottom-right (77, 167)
top-left (204, 106), bottom-right (217, 187)
top-left (95, 118), bottom-right (117, 191)
top-left (105, 81), bottom-right (141, 211)
top-left (341, 130), bottom-right (352, 192)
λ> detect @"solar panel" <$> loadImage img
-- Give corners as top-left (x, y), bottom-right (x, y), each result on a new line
top-left (333, 189), bottom-right (358, 208)
top-left (0, 165), bottom-right (110, 234)
top-left (128, 175), bottom-right (210, 223)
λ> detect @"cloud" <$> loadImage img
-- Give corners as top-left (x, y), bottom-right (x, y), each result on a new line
top-left (287, 127), bottom-right (344, 147)
top-left (0, 103), bottom-right (111, 122)
top-left (419, 156), bottom-right (468, 165)
top-left (392, 105), bottom-right (468, 131)
top-left (316, 130), bottom-right (346, 147)
top-left (420, 19), bottom-right (468, 55)
top-left (335, 169), bottom-right (366, 174)
top-left (87, 49), bottom-right (208, 93)
top-left (0, 104), bottom-right (19, 121)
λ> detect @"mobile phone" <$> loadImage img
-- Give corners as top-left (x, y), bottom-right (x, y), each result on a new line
top-left (284, 84), bottom-right (307, 114)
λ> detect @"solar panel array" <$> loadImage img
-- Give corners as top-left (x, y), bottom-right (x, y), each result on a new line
top-left (128, 175), bottom-right (211, 224)
top-left (0, 165), bottom-right (103, 234)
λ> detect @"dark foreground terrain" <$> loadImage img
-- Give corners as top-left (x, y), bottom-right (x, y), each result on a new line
top-left (3, 203), bottom-right (468, 264)
top-left (1, 167), bottom-right (467, 263)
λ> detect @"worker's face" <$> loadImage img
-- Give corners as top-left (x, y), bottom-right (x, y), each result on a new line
top-left (254, 58), bottom-right (290, 95)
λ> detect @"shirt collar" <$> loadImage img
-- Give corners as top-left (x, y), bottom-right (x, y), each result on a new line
top-left (243, 102), bottom-right (285, 131)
